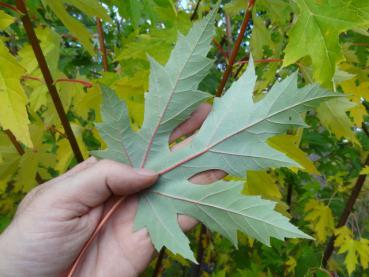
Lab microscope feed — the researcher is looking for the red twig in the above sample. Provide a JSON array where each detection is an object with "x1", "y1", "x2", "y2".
[
  {"x1": 22, "y1": 75, "x2": 93, "y2": 88},
  {"x1": 235, "y1": 58, "x2": 283, "y2": 65},
  {"x1": 233, "y1": 58, "x2": 282, "y2": 79},
  {"x1": 215, "y1": 0, "x2": 256, "y2": 97},
  {"x1": 5, "y1": 130, "x2": 25, "y2": 155},
  {"x1": 61, "y1": 33, "x2": 78, "y2": 41},
  {"x1": 67, "y1": 198, "x2": 125, "y2": 277},
  {"x1": 55, "y1": 78, "x2": 93, "y2": 88},
  {"x1": 212, "y1": 38, "x2": 228, "y2": 61},
  {"x1": 351, "y1": 42, "x2": 369, "y2": 47},
  {"x1": 0, "y1": 1, "x2": 20, "y2": 13},
  {"x1": 96, "y1": 17, "x2": 109, "y2": 72},
  {"x1": 16, "y1": 0, "x2": 84, "y2": 163},
  {"x1": 48, "y1": 125, "x2": 67, "y2": 138}
]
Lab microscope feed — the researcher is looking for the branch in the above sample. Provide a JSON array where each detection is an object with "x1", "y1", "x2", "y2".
[
  {"x1": 15, "y1": 0, "x2": 83, "y2": 163},
  {"x1": 215, "y1": 0, "x2": 256, "y2": 97},
  {"x1": 233, "y1": 57, "x2": 282, "y2": 79},
  {"x1": 322, "y1": 123, "x2": 369, "y2": 266},
  {"x1": 212, "y1": 38, "x2": 228, "y2": 61},
  {"x1": 351, "y1": 42, "x2": 369, "y2": 47},
  {"x1": 225, "y1": 15, "x2": 233, "y2": 56},
  {"x1": 55, "y1": 78, "x2": 93, "y2": 88},
  {"x1": 235, "y1": 58, "x2": 283, "y2": 65},
  {"x1": 96, "y1": 17, "x2": 109, "y2": 71},
  {"x1": 191, "y1": 224, "x2": 208, "y2": 277},
  {"x1": 152, "y1": 248, "x2": 166, "y2": 277},
  {"x1": 0, "y1": 1, "x2": 20, "y2": 13},
  {"x1": 190, "y1": 0, "x2": 202, "y2": 21},
  {"x1": 4, "y1": 130, "x2": 43, "y2": 184}
]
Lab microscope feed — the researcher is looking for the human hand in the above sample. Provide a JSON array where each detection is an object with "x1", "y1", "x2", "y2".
[{"x1": 0, "y1": 104, "x2": 225, "y2": 277}]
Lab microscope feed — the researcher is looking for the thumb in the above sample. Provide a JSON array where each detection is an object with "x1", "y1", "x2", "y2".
[{"x1": 48, "y1": 159, "x2": 158, "y2": 211}]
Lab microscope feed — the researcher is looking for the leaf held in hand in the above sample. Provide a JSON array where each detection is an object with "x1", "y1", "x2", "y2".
[{"x1": 94, "y1": 8, "x2": 341, "y2": 261}]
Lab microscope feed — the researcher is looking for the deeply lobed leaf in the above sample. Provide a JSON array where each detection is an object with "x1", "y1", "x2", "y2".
[{"x1": 94, "y1": 8, "x2": 341, "y2": 261}]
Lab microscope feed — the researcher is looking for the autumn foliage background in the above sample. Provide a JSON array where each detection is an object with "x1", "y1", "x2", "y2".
[{"x1": 0, "y1": 0, "x2": 369, "y2": 276}]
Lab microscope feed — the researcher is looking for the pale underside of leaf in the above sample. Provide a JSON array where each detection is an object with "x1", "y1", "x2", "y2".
[
  {"x1": 94, "y1": 7, "x2": 341, "y2": 262},
  {"x1": 134, "y1": 59, "x2": 339, "y2": 260}
]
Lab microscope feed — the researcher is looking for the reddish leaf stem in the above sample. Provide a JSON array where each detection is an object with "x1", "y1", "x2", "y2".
[
  {"x1": 322, "y1": 123, "x2": 369, "y2": 267},
  {"x1": 351, "y1": 42, "x2": 369, "y2": 47},
  {"x1": 235, "y1": 58, "x2": 283, "y2": 65},
  {"x1": 55, "y1": 78, "x2": 93, "y2": 88},
  {"x1": 212, "y1": 38, "x2": 229, "y2": 61},
  {"x1": 215, "y1": 0, "x2": 256, "y2": 97},
  {"x1": 96, "y1": 17, "x2": 109, "y2": 72},
  {"x1": 22, "y1": 75, "x2": 93, "y2": 88},
  {"x1": 0, "y1": 1, "x2": 20, "y2": 13},
  {"x1": 67, "y1": 197, "x2": 126, "y2": 277},
  {"x1": 16, "y1": 0, "x2": 84, "y2": 163}
]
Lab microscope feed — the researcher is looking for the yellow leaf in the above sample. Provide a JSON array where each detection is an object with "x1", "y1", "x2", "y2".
[
  {"x1": 245, "y1": 170, "x2": 282, "y2": 200},
  {"x1": 335, "y1": 226, "x2": 369, "y2": 274},
  {"x1": 360, "y1": 166, "x2": 369, "y2": 175},
  {"x1": 317, "y1": 98, "x2": 359, "y2": 145},
  {"x1": 334, "y1": 226, "x2": 353, "y2": 248},
  {"x1": 55, "y1": 124, "x2": 89, "y2": 174},
  {"x1": 19, "y1": 26, "x2": 61, "y2": 75},
  {"x1": 268, "y1": 132, "x2": 319, "y2": 175},
  {"x1": 55, "y1": 138, "x2": 74, "y2": 174},
  {"x1": 112, "y1": 70, "x2": 149, "y2": 127},
  {"x1": 340, "y1": 240, "x2": 358, "y2": 275},
  {"x1": 15, "y1": 123, "x2": 56, "y2": 192},
  {"x1": 285, "y1": 256, "x2": 297, "y2": 275},
  {"x1": 357, "y1": 239, "x2": 369, "y2": 270},
  {"x1": 304, "y1": 199, "x2": 334, "y2": 242},
  {"x1": 341, "y1": 78, "x2": 369, "y2": 126},
  {"x1": 0, "y1": 10, "x2": 14, "y2": 29},
  {"x1": 73, "y1": 85, "x2": 102, "y2": 120},
  {"x1": 29, "y1": 83, "x2": 48, "y2": 112},
  {"x1": 16, "y1": 149, "x2": 40, "y2": 192},
  {"x1": 0, "y1": 132, "x2": 20, "y2": 193},
  {"x1": 0, "y1": 43, "x2": 32, "y2": 147}
]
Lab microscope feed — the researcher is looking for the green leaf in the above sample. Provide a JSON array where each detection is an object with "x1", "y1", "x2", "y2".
[
  {"x1": 283, "y1": 0, "x2": 369, "y2": 86},
  {"x1": 225, "y1": 0, "x2": 291, "y2": 24},
  {"x1": 43, "y1": 0, "x2": 110, "y2": 55},
  {"x1": 63, "y1": 0, "x2": 111, "y2": 22},
  {"x1": 95, "y1": 9, "x2": 340, "y2": 261}
]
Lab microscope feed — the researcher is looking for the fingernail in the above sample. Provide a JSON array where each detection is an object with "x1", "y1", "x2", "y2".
[{"x1": 134, "y1": 168, "x2": 158, "y2": 176}]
